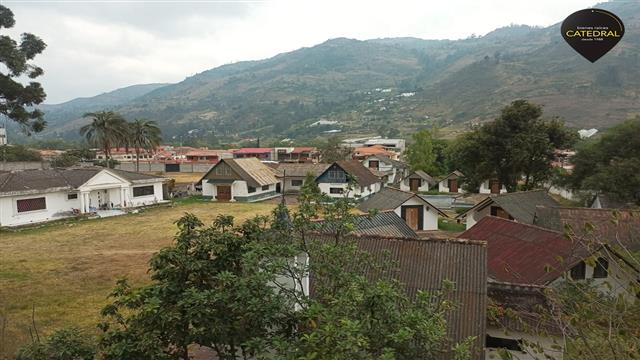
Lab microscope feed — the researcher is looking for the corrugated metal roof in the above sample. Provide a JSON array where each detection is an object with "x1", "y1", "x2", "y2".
[
  {"x1": 316, "y1": 210, "x2": 419, "y2": 239},
  {"x1": 534, "y1": 206, "x2": 640, "y2": 252},
  {"x1": 358, "y1": 187, "x2": 447, "y2": 217},
  {"x1": 459, "y1": 216, "x2": 592, "y2": 285},
  {"x1": 308, "y1": 234, "x2": 487, "y2": 359}
]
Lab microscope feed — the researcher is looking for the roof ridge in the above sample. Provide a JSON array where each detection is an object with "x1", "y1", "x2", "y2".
[
  {"x1": 474, "y1": 216, "x2": 565, "y2": 236},
  {"x1": 311, "y1": 231, "x2": 487, "y2": 246}
]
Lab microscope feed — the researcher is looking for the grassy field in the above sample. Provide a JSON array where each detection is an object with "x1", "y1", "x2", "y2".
[{"x1": 0, "y1": 200, "x2": 276, "y2": 357}]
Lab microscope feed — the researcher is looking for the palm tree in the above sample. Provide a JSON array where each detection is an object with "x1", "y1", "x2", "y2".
[
  {"x1": 79, "y1": 111, "x2": 128, "y2": 167},
  {"x1": 128, "y1": 118, "x2": 162, "y2": 172}
]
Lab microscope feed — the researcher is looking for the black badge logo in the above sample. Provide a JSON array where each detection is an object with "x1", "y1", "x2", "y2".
[{"x1": 561, "y1": 8, "x2": 624, "y2": 63}]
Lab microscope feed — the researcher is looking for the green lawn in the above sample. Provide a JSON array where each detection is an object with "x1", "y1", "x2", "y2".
[
  {"x1": 438, "y1": 218, "x2": 466, "y2": 232},
  {"x1": 0, "y1": 200, "x2": 277, "y2": 357}
]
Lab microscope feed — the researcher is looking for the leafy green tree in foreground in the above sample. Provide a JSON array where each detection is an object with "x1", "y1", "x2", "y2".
[
  {"x1": 15, "y1": 327, "x2": 95, "y2": 360},
  {"x1": 0, "y1": 5, "x2": 47, "y2": 133},
  {"x1": 448, "y1": 100, "x2": 576, "y2": 192},
  {"x1": 97, "y1": 177, "x2": 470, "y2": 360},
  {"x1": 568, "y1": 117, "x2": 640, "y2": 205}
]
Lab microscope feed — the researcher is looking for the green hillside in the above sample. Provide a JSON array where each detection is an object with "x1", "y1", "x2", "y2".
[{"x1": 40, "y1": 1, "x2": 639, "y2": 143}]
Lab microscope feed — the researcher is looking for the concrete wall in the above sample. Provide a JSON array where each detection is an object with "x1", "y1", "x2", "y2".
[
  {"x1": 203, "y1": 180, "x2": 277, "y2": 202},
  {"x1": 0, "y1": 191, "x2": 78, "y2": 227},
  {"x1": 0, "y1": 161, "x2": 50, "y2": 171},
  {"x1": 115, "y1": 162, "x2": 213, "y2": 173}
]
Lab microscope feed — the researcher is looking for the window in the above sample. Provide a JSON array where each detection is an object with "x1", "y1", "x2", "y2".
[
  {"x1": 67, "y1": 193, "x2": 78, "y2": 200},
  {"x1": 262, "y1": 185, "x2": 270, "y2": 191},
  {"x1": 368, "y1": 160, "x2": 379, "y2": 170},
  {"x1": 330, "y1": 187, "x2": 343, "y2": 194},
  {"x1": 291, "y1": 179, "x2": 303, "y2": 187},
  {"x1": 215, "y1": 165, "x2": 231, "y2": 176},
  {"x1": 17, "y1": 197, "x2": 46, "y2": 213},
  {"x1": 327, "y1": 169, "x2": 343, "y2": 181},
  {"x1": 248, "y1": 186, "x2": 256, "y2": 193},
  {"x1": 570, "y1": 261, "x2": 586, "y2": 280},
  {"x1": 133, "y1": 185, "x2": 155, "y2": 197},
  {"x1": 593, "y1": 257, "x2": 609, "y2": 278},
  {"x1": 486, "y1": 335, "x2": 524, "y2": 352}
]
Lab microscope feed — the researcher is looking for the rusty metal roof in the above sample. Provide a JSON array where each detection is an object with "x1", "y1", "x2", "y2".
[
  {"x1": 459, "y1": 216, "x2": 595, "y2": 285},
  {"x1": 308, "y1": 234, "x2": 487, "y2": 359}
]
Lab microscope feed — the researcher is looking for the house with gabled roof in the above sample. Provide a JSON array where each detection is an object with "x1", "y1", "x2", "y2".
[
  {"x1": 437, "y1": 170, "x2": 466, "y2": 193},
  {"x1": 0, "y1": 167, "x2": 166, "y2": 227},
  {"x1": 315, "y1": 160, "x2": 382, "y2": 199},
  {"x1": 274, "y1": 163, "x2": 330, "y2": 193},
  {"x1": 315, "y1": 210, "x2": 418, "y2": 239},
  {"x1": 399, "y1": 170, "x2": 437, "y2": 192},
  {"x1": 460, "y1": 216, "x2": 640, "y2": 299},
  {"x1": 361, "y1": 154, "x2": 409, "y2": 185},
  {"x1": 199, "y1": 158, "x2": 279, "y2": 202},
  {"x1": 479, "y1": 179, "x2": 508, "y2": 194},
  {"x1": 457, "y1": 190, "x2": 558, "y2": 230},
  {"x1": 358, "y1": 187, "x2": 447, "y2": 231}
]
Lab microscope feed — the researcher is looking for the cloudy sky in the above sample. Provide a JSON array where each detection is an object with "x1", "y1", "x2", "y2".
[{"x1": 4, "y1": 0, "x2": 598, "y2": 104}]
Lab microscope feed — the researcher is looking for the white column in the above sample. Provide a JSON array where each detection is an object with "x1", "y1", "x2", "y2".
[{"x1": 80, "y1": 192, "x2": 89, "y2": 213}]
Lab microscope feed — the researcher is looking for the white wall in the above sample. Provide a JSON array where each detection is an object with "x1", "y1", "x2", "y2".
[
  {"x1": 318, "y1": 182, "x2": 381, "y2": 199},
  {"x1": 128, "y1": 182, "x2": 164, "y2": 207},
  {"x1": 400, "y1": 177, "x2": 431, "y2": 192},
  {"x1": 392, "y1": 196, "x2": 439, "y2": 231},
  {"x1": 486, "y1": 327, "x2": 564, "y2": 360},
  {"x1": 479, "y1": 180, "x2": 507, "y2": 194},
  {"x1": 438, "y1": 179, "x2": 465, "y2": 193},
  {"x1": 0, "y1": 191, "x2": 80, "y2": 227},
  {"x1": 465, "y1": 205, "x2": 493, "y2": 230},
  {"x1": 362, "y1": 157, "x2": 400, "y2": 184},
  {"x1": 204, "y1": 180, "x2": 275, "y2": 202}
]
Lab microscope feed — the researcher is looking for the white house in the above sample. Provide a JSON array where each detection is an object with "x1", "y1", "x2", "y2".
[
  {"x1": 437, "y1": 170, "x2": 465, "y2": 193},
  {"x1": 0, "y1": 167, "x2": 166, "y2": 227},
  {"x1": 315, "y1": 160, "x2": 382, "y2": 199},
  {"x1": 358, "y1": 187, "x2": 447, "y2": 231},
  {"x1": 361, "y1": 155, "x2": 409, "y2": 185},
  {"x1": 274, "y1": 163, "x2": 330, "y2": 194},
  {"x1": 199, "y1": 158, "x2": 279, "y2": 202},
  {"x1": 399, "y1": 170, "x2": 436, "y2": 193},
  {"x1": 479, "y1": 179, "x2": 507, "y2": 194},
  {"x1": 457, "y1": 190, "x2": 558, "y2": 230}
]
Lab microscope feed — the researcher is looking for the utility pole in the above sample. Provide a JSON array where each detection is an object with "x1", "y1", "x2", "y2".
[{"x1": 281, "y1": 169, "x2": 286, "y2": 205}]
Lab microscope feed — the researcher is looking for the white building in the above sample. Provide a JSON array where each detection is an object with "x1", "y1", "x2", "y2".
[
  {"x1": 438, "y1": 170, "x2": 465, "y2": 193},
  {"x1": 361, "y1": 154, "x2": 409, "y2": 185},
  {"x1": 199, "y1": 158, "x2": 279, "y2": 202},
  {"x1": 479, "y1": 179, "x2": 507, "y2": 194},
  {"x1": 399, "y1": 170, "x2": 436, "y2": 193},
  {"x1": 0, "y1": 167, "x2": 166, "y2": 227},
  {"x1": 358, "y1": 187, "x2": 447, "y2": 231},
  {"x1": 315, "y1": 160, "x2": 382, "y2": 200}
]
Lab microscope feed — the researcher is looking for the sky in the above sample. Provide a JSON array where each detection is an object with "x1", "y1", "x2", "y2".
[{"x1": 3, "y1": 0, "x2": 600, "y2": 104}]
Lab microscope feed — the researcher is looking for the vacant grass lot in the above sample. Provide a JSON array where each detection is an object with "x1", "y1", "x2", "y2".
[{"x1": 0, "y1": 200, "x2": 276, "y2": 357}]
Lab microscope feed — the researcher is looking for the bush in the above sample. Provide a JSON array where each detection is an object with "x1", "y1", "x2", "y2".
[{"x1": 15, "y1": 328, "x2": 96, "y2": 360}]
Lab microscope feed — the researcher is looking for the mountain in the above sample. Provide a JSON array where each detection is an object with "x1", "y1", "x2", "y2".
[
  {"x1": 39, "y1": 83, "x2": 170, "y2": 128},
  {"x1": 41, "y1": 1, "x2": 639, "y2": 143}
]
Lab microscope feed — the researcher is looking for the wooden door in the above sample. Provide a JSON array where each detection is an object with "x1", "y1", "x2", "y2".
[
  {"x1": 490, "y1": 180, "x2": 500, "y2": 194},
  {"x1": 405, "y1": 207, "x2": 420, "y2": 230},
  {"x1": 409, "y1": 178, "x2": 421, "y2": 192},
  {"x1": 216, "y1": 185, "x2": 231, "y2": 201},
  {"x1": 449, "y1": 179, "x2": 458, "y2": 193}
]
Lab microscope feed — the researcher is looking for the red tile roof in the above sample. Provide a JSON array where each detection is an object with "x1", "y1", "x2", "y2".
[
  {"x1": 291, "y1": 147, "x2": 316, "y2": 153},
  {"x1": 233, "y1": 148, "x2": 273, "y2": 154},
  {"x1": 459, "y1": 216, "x2": 592, "y2": 285}
]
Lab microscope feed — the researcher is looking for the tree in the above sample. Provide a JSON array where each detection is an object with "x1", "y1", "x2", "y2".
[
  {"x1": 127, "y1": 119, "x2": 162, "y2": 172},
  {"x1": 568, "y1": 117, "x2": 640, "y2": 205},
  {"x1": 79, "y1": 111, "x2": 127, "y2": 167},
  {"x1": 319, "y1": 136, "x2": 351, "y2": 163},
  {"x1": 405, "y1": 130, "x2": 438, "y2": 175},
  {"x1": 0, "y1": 144, "x2": 41, "y2": 162},
  {"x1": 0, "y1": 5, "x2": 47, "y2": 134},
  {"x1": 15, "y1": 327, "x2": 96, "y2": 360},
  {"x1": 449, "y1": 100, "x2": 576, "y2": 192}
]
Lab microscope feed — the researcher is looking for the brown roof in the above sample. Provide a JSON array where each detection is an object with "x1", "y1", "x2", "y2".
[
  {"x1": 308, "y1": 234, "x2": 487, "y2": 359},
  {"x1": 334, "y1": 160, "x2": 380, "y2": 187},
  {"x1": 274, "y1": 163, "x2": 330, "y2": 178},
  {"x1": 534, "y1": 206, "x2": 640, "y2": 252},
  {"x1": 0, "y1": 167, "x2": 165, "y2": 195}
]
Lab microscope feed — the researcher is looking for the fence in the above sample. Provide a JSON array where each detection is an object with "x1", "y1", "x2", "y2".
[
  {"x1": 0, "y1": 161, "x2": 50, "y2": 171},
  {"x1": 115, "y1": 162, "x2": 213, "y2": 173}
]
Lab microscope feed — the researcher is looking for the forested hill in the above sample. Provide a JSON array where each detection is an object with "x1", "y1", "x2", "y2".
[{"x1": 40, "y1": 0, "x2": 639, "y2": 143}]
